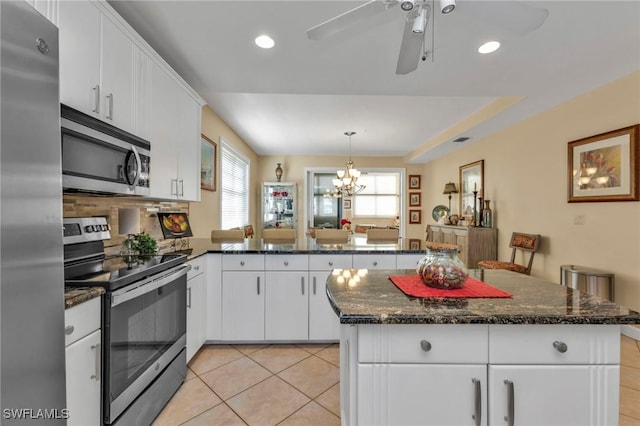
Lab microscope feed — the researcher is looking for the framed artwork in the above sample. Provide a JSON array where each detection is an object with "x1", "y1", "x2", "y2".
[
  {"x1": 409, "y1": 175, "x2": 421, "y2": 189},
  {"x1": 459, "y1": 160, "x2": 484, "y2": 218},
  {"x1": 409, "y1": 209, "x2": 422, "y2": 224},
  {"x1": 200, "y1": 135, "x2": 216, "y2": 191},
  {"x1": 158, "y1": 212, "x2": 193, "y2": 239},
  {"x1": 409, "y1": 192, "x2": 421, "y2": 207},
  {"x1": 568, "y1": 124, "x2": 639, "y2": 202},
  {"x1": 343, "y1": 199, "x2": 352, "y2": 209},
  {"x1": 409, "y1": 239, "x2": 421, "y2": 250}
]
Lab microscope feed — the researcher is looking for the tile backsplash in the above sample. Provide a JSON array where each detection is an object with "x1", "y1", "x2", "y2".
[{"x1": 63, "y1": 194, "x2": 189, "y2": 255}]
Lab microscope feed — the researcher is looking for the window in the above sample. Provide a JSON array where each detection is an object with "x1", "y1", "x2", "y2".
[
  {"x1": 220, "y1": 139, "x2": 249, "y2": 229},
  {"x1": 353, "y1": 173, "x2": 399, "y2": 218}
]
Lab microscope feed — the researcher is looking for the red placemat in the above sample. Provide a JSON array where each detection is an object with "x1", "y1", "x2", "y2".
[{"x1": 388, "y1": 275, "x2": 512, "y2": 298}]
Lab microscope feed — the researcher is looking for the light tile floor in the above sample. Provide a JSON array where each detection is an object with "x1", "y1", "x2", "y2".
[{"x1": 155, "y1": 337, "x2": 640, "y2": 426}]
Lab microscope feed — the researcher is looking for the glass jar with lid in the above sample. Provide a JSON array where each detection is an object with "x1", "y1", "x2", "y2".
[{"x1": 417, "y1": 242, "x2": 468, "y2": 289}]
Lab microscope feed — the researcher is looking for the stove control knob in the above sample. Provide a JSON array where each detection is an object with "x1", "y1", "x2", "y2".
[{"x1": 84, "y1": 225, "x2": 94, "y2": 233}]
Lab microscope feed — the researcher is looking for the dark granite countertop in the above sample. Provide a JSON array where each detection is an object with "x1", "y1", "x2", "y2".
[
  {"x1": 161, "y1": 236, "x2": 422, "y2": 259},
  {"x1": 326, "y1": 269, "x2": 640, "y2": 325},
  {"x1": 64, "y1": 286, "x2": 105, "y2": 309}
]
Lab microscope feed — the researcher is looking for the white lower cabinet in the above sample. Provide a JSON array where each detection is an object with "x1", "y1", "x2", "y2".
[
  {"x1": 265, "y1": 271, "x2": 309, "y2": 340},
  {"x1": 65, "y1": 297, "x2": 101, "y2": 426},
  {"x1": 309, "y1": 254, "x2": 352, "y2": 341},
  {"x1": 222, "y1": 270, "x2": 265, "y2": 341},
  {"x1": 186, "y1": 257, "x2": 206, "y2": 362}
]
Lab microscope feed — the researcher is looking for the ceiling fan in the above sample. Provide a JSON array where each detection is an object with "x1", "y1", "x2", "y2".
[{"x1": 306, "y1": 0, "x2": 549, "y2": 75}]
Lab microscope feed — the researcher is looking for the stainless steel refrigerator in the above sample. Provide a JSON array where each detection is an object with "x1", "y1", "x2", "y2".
[{"x1": 1, "y1": 2, "x2": 66, "y2": 424}]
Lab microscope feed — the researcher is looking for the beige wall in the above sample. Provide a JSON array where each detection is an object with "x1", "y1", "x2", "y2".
[{"x1": 422, "y1": 71, "x2": 640, "y2": 311}]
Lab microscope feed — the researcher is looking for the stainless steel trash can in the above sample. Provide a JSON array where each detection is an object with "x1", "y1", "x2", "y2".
[{"x1": 560, "y1": 265, "x2": 615, "y2": 301}]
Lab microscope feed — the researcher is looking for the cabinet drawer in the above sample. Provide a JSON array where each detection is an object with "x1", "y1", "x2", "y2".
[
  {"x1": 396, "y1": 253, "x2": 424, "y2": 269},
  {"x1": 65, "y1": 297, "x2": 101, "y2": 347},
  {"x1": 309, "y1": 254, "x2": 352, "y2": 270},
  {"x1": 187, "y1": 256, "x2": 205, "y2": 280},
  {"x1": 352, "y1": 254, "x2": 396, "y2": 269},
  {"x1": 222, "y1": 254, "x2": 264, "y2": 270},
  {"x1": 265, "y1": 254, "x2": 308, "y2": 270},
  {"x1": 489, "y1": 324, "x2": 620, "y2": 365},
  {"x1": 358, "y1": 324, "x2": 488, "y2": 364}
]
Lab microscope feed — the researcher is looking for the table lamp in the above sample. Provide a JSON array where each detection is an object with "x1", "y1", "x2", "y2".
[{"x1": 442, "y1": 182, "x2": 458, "y2": 213}]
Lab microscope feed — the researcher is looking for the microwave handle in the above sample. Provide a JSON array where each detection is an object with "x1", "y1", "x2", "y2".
[{"x1": 124, "y1": 146, "x2": 142, "y2": 188}]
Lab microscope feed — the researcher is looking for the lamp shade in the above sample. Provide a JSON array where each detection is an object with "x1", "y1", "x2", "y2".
[
  {"x1": 443, "y1": 182, "x2": 458, "y2": 195},
  {"x1": 118, "y1": 208, "x2": 140, "y2": 235}
]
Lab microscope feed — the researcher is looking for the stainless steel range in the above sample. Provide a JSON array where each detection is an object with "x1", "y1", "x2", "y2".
[{"x1": 63, "y1": 217, "x2": 189, "y2": 425}]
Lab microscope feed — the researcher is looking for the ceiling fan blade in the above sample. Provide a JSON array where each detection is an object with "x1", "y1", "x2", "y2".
[
  {"x1": 396, "y1": 7, "x2": 429, "y2": 75},
  {"x1": 463, "y1": 1, "x2": 549, "y2": 34},
  {"x1": 307, "y1": 0, "x2": 394, "y2": 40}
]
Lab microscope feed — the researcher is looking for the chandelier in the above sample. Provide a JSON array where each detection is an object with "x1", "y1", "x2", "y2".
[{"x1": 333, "y1": 131, "x2": 366, "y2": 196}]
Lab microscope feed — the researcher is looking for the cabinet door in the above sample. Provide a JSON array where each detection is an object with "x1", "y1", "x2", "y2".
[
  {"x1": 396, "y1": 253, "x2": 424, "y2": 270},
  {"x1": 222, "y1": 271, "x2": 265, "y2": 341},
  {"x1": 309, "y1": 271, "x2": 340, "y2": 341},
  {"x1": 489, "y1": 365, "x2": 619, "y2": 426},
  {"x1": 58, "y1": 1, "x2": 101, "y2": 118},
  {"x1": 186, "y1": 272, "x2": 205, "y2": 362},
  {"x1": 150, "y1": 63, "x2": 179, "y2": 199},
  {"x1": 352, "y1": 254, "x2": 396, "y2": 270},
  {"x1": 176, "y1": 88, "x2": 201, "y2": 201},
  {"x1": 66, "y1": 330, "x2": 101, "y2": 426},
  {"x1": 100, "y1": 14, "x2": 133, "y2": 133},
  {"x1": 358, "y1": 364, "x2": 487, "y2": 426},
  {"x1": 265, "y1": 271, "x2": 309, "y2": 340}
]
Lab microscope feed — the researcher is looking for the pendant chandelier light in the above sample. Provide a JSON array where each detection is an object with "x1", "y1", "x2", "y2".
[{"x1": 333, "y1": 131, "x2": 366, "y2": 196}]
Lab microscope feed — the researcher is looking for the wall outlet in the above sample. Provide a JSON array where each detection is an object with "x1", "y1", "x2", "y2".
[{"x1": 574, "y1": 215, "x2": 585, "y2": 225}]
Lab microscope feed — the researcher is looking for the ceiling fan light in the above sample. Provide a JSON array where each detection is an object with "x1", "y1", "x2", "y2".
[
  {"x1": 400, "y1": 0, "x2": 415, "y2": 11},
  {"x1": 254, "y1": 35, "x2": 275, "y2": 49},
  {"x1": 440, "y1": 0, "x2": 455, "y2": 14},
  {"x1": 478, "y1": 40, "x2": 501, "y2": 54}
]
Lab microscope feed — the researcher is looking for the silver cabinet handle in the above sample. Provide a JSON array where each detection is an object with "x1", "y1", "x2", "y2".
[
  {"x1": 553, "y1": 341, "x2": 568, "y2": 353},
  {"x1": 92, "y1": 85, "x2": 100, "y2": 113},
  {"x1": 301, "y1": 277, "x2": 305, "y2": 295},
  {"x1": 64, "y1": 325, "x2": 74, "y2": 335},
  {"x1": 328, "y1": 261, "x2": 333, "y2": 267},
  {"x1": 178, "y1": 179, "x2": 184, "y2": 197},
  {"x1": 420, "y1": 340, "x2": 432, "y2": 352},
  {"x1": 240, "y1": 260, "x2": 245, "y2": 266},
  {"x1": 194, "y1": 265, "x2": 200, "y2": 271},
  {"x1": 187, "y1": 287, "x2": 192, "y2": 308},
  {"x1": 284, "y1": 261, "x2": 289, "y2": 266},
  {"x1": 472, "y1": 378, "x2": 481, "y2": 426},
  {"x1": 373, "y1": 261, "x2": 378, "y2": 266},
  {"x1": 257, "y1": 276, "x2": 260, "y2": 295},
  {"x1": 90, "y1": 343, "x2": 101, "y2": 381},
  {"x1": 171, "y1": 178, "x2": 178, "y2": 196},
  {"x1": 106, "y1": 93, "x2": 113, "y2": 120},
  {"x1": 313, "y1": 277, "x2": 317, "y2": 295},
  {"x1": 504, "y1": 380, "x2": 514, "y2": 426}
]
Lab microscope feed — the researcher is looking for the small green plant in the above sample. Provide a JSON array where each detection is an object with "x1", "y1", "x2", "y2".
[{"x1": 131, "y1": 232, "x2": 158, "y2": 255}]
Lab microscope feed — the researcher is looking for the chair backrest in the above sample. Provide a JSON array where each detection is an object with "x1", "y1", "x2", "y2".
[
  {"x1": 366, "y1": 228, "x2": 399, "y2": 242},
  {"x1": 263, "y1": 228, "x2": 295, "y2": 242},
  {"x1": 210, "y1": 229, "x2": 245, "y2": 242},
  {"x1": 508, "y1": 232, "x2": 541, "y2": 273},
  {"x1": 315, "y1": 229, "x2": 349, "y2": 243}
]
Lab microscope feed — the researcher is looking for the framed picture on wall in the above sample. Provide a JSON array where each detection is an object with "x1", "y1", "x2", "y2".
[
  {"x1": 568, "y1": 124, "x2": 639, "y2": 202},
  {"x1": 201, "y1": 134, "x2": 216, "y2": 191},
  {"x1": 409, "y1": 209, "x2": 422, "y2": 224},
  {"x1": 409, "y1": 192, "x2": 421, "y2": 207},
  {"x1": 409, "y1": 175, "x2": 421, "y2": 189},
  {"x1": 409, "y1": 239, "x2": 421, "y2": 250},
  {"x1": 459, "y1": 160, "x2": 484, "y2": 218}
]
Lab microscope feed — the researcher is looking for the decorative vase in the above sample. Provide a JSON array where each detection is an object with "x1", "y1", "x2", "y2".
[
  {"x1": 482, "y1": 200, "x2": 492, "y2": 228},
  {"x1": 417, "y1": 242, "x2": 468, "y2": 289},
  {"x1": 275, "y1": 163, "x2": 283, "y2": 182}
]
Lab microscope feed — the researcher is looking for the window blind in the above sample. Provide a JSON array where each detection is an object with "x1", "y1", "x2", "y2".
[
  {"x1": 220, "y1": 141, "x2": 249, "y2": 229},
  {"x1": 353, "y1": 173, "x2": 399, "y2": 217}
]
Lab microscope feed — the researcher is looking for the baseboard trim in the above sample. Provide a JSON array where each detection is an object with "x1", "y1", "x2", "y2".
[{"x1": 621, "y1": 324, "x2": 640, "y2": 340}]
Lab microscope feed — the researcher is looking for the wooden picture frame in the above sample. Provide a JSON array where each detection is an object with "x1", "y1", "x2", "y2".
[
  {"x1": 200, "y1": 134, "x2": 217, "y2": 191},
  {"x1": 409, "y1": 209, "x2": 422, "y2": 224},
  {"x1": 408, "y1": 175, "x2": 421, "y2": 189},
  {"x1": 409, "y1": 192, "x2": 421, "y2": 207},
  {"x1": 459, "y1": 160, "x2": 484, "y2": 218},
  {"x1": 568, "y1": 124, "x2": 639, "y2": 202},
  {"x1": 343, "y1": 199, "x2": 352, "y2": 209},
  {"x1": 409, "y1": 239, "x2": 421, "y2": 250}
]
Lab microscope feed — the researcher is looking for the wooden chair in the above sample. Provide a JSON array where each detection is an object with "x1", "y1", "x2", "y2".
[
  {"x1": 263, "y1": 228, "x2": 295, "y2": 243},
  {"x1": 477, "y1": 232, "x2": 541, "y2": 275},
  {"x1": 210, "y1": 229, "x2": 245, "y2": 242},
  {"x1": 314, "y1": 229, "x2": 349, "y2": 243},
  {"x1": 366, "y1": 228, "x2": 399, "y2": 243}
]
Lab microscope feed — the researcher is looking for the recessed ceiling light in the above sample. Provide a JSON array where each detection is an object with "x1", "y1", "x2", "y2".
[
  {"x1": 255, "y1": 35, "x2": 275, "y2": 49},
  {"x1": 478, "y1": 41, "x2": 500, "y2": 54}
]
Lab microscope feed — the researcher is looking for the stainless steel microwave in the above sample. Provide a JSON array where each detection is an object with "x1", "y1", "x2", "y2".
[{"x1": 61, "y1": 104, "x2": 150, "y2": 196}]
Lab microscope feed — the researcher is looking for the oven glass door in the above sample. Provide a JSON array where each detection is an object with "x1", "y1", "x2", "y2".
[{"x1": 106, "y1": 268, "x2": 186, "y2": 422}]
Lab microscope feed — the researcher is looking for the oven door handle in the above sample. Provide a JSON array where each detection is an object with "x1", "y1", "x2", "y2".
[{"x1": 111, "y1": 264, "x2": 191, "y2": 307}]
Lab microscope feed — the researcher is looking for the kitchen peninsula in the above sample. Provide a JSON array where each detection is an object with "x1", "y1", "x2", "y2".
[{"x1": 327, "y1": 269, "x2": 640, "y2": 426}]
